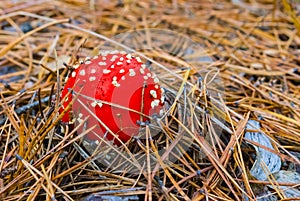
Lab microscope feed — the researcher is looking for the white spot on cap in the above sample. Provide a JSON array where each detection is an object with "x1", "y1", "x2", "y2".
[
  {"x1": 100, "y1": 50, "x2": 110, "y2": 56},
  {"x1": 126, "y1": 54, "x2": 132, "y2": 59},
  {"x1": 126, "y1": 60, "x2": 131, "y2": 63},
  {"x1": 71, "y1": 71, "x2": 76, "y2": 78},
  {"x1": 91, "y1": 101, "x2": 103, "y2": 108},
  {"x1": 139, "y1": 68, "x2": 145, "y2": 74},
  {"x1": 73, "y1": 63, "x2": 80, "y2": 69},
  {"x1": 119, "y1": 69, "x2": 125, "y2": 73},
  {"x1": 155, "y1": 85, "x2": 159, "y2": 89},
  {"x1": 111, "y1": 65, "x2": 115, "y2": 69},
  {"x1": 91, "y1": 101, "x2": 97, "y2": 107},
  {"x1": 103, "y1": 69, "x2": 111, "y2": 74},
  {"x1": 79, "y1": 69, "x2": 86, "y2": 76},
  {"x1": 85, "y1": 60, "x2": 92, "y2": 65},
  {"x1": 121, "y1": 76, "x2": 125, "y2": 80},
  {"x1": 113, "y1": 76, "x2": 117, "y2": 81},
  {"x1": 154, "y1": 77, "x2": 159, "y2": 83},
  {"x1": 112, "y1": 80, "x2": 120, "y2": 87},
  {"x1": 98, "y1": 61, "x2": 107, "y2": 66},
  {"x1": 77, "y1": 117, "x2": 84, "y2": 124},
  {"x1": 102, "y1": 56, "x2": 106, "y2": 60},
  {"x1": 159, "y1": 109, "x2": 164, "y2": 116},
  {"x1": 93, "y1": 55, "x2": 98, "y2": 59},
  {"x1": 147, "y1": 73, "x2": 152, "y2": 77},
  {"x1": 119, "y1": 57, "x2": 124, "y2": 61},
  {"x1": 89, "y1": 76, "x2": 96, "y2": 81},
  {"x1": 143, "y1": 75, "x2": 148, "y2": 80},
  {"x1": 129, "y1": 69, "x2": 136, "y2": 76},
  {"x1": 111, "y1": 55, "x2": 118, "y2": 62},
  {"x1": 117, "y1": 61, "x2": 123, "y2": 66},
  {"x1": 91, "y1": 69, "x2": 96, "y2": 74},
  {"x1": 151, "y1": 99, "x2": 160, "y2": 109},
  {"x1": 150, "y1": 90, "x2": 157, "y2": 98},
  {"x1": 136, "y1": 57, "x2": 142, "y2": 63},
  {"x1": 97, "y1": 102, "x2": 103, "y2": 107},
  {"x1": 160, "y1": 95, "x2": 165, "y2": 104},
  {"x1": 141, "y1": 64, "x2": 146, "y2": 69},
  {"x1": 85, "y1": 57, "x2": 91, "y2": 61}
]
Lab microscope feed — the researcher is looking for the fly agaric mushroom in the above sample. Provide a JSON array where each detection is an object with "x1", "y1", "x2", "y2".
[{"x1": 60, "y1": 51, "x2": 164, "y2": 145}]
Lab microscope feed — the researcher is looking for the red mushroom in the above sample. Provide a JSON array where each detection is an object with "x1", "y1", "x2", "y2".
[{"x1": 60, "y1": 51, "x2": 164, "y2": 145}]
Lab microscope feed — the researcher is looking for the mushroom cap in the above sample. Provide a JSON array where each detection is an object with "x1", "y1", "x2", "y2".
[{"x1": 60, "y1": 52, "x2": 164, "y2": 145}]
